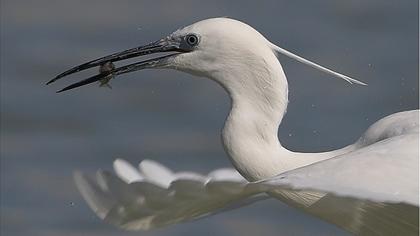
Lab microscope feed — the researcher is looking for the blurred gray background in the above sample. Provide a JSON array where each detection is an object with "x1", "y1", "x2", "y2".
[{"x1": 1, "y1": 0, "x2": 418, "y2": 235}]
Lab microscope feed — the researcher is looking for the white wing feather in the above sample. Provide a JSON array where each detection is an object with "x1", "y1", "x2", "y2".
[
  {"x1": 261, "y1": 134, "x2": 418, "y2": 205},
  {"x1": 75, "y1": 110, "x2": 419, "y2": 234},
  {"x1": 257, "y1": 132, "x2": 419, "y2": 235},
  {"x1": 74, "y1": 159, "x2": 267, "y2": 230},
  {"x1": 256, "y1": 110, "x2": 419, "y2": 235}
]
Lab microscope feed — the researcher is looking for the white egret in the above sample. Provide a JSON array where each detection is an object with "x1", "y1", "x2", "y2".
[{"x1": 49, "y1": 18, "x2": 419, "y2": 235}]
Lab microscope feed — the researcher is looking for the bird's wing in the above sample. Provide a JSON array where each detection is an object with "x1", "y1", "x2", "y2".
[
  {"x1": 258, "y1": 132, "x2": 419, "y2": 235},
  {"x1": 354, "y1": 110, "x2": 419, "y2": 149},
  {"x1": 74, "y1": 159, "x2": 267, "y2": 230},
  {"x1": 75, "y1": 111, "x2": 419, "y2": 234}
]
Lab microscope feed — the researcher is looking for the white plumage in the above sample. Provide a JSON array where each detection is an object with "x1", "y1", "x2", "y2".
[
  {"x1": 75, "y1": 110, "x2": 418, "y2": 234},
  {"x1": 52, "y1": 18, "x2": 419, "y2": 235}
]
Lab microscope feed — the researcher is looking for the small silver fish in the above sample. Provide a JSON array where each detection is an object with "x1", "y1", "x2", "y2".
[{"x1": 99, "y1": 61, "x2": 115, "y2": 89}]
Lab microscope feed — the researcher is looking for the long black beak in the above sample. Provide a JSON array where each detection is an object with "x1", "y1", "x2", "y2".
[{"x1": 47, "y1": 38, "x2": 184, "y2": 93}]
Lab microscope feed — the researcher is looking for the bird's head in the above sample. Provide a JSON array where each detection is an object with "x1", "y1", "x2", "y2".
[
  {"x1": 167, "y1": 18, "x2": 275, "y2": 77},
  {"x1": 48, "y1": 18, "x2": 365, "y2": 92}
]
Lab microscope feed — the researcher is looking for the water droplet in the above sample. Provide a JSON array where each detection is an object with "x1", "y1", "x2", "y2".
[
  {"x1": 135, "y1": 197, "x2": 145, "y2": 205},
  {"x1": 118, "y1": 206, "x2": 126, "y2": 215}
]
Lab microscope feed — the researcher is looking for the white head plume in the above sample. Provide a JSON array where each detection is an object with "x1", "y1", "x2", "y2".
[{"x1": 268, "y1": 42, "x2": 367, "y2": 85}]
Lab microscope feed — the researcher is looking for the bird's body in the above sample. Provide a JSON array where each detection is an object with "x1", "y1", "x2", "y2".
[{"x1": 50, "y1": 18, "x2": 419, "y2": 235}]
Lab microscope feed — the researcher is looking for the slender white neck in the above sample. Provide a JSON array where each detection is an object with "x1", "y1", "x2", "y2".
[{"x1": 217, "y1": 49, "x2": 353, "y2": 181}]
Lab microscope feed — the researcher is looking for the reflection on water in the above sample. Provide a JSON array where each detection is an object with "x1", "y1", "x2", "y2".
[{"x1": 1, "y1": 0, "x2": 418, "y2": 235}]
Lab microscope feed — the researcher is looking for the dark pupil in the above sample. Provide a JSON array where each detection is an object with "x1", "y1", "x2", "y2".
[{"x1": 187, "y1": 35, "x2": 197, "y2": 45}]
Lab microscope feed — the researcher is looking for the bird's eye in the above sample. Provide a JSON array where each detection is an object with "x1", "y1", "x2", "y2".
[{"x1": 185, "y1": 34, "x2": 199, "y2": 46}]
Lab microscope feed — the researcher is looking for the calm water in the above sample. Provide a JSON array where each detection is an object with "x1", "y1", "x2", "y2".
[{"x1": 1, "y1": 1, "x2": 418, "y2": 235}]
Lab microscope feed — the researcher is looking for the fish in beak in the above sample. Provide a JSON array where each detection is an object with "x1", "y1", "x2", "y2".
[{"x1": 47, "y1": 36, "x2": 193, "y2": 93}]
